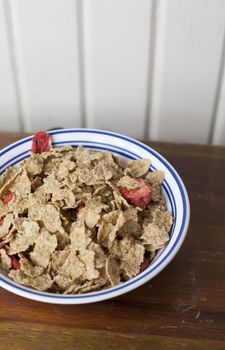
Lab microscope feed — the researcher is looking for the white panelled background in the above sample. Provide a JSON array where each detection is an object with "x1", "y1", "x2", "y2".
[{"x1": 0, "y1": 0, "x2": 225, "y2": 145}]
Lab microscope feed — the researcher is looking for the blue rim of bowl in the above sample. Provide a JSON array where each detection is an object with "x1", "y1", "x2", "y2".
[{"x1": 0, "y1": 129, "x2": 190, "y2": 300}]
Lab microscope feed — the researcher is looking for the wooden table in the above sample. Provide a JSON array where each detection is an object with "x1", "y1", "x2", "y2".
[{"x1": 0, "y1": 132, "x2": 224, "y2": 350}]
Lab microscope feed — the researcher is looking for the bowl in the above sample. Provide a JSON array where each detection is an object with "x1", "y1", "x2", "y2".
[{"x1": 0, "y1": 129, "x2": 190, "y2": 304}]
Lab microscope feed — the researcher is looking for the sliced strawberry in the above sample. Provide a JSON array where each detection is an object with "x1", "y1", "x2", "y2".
[
  {"x1": 3, "y1": 192, "x2": 15, "y2": 205},
  {"x1": 121, "y1": 179, "x2": 152, "y2": 207},
  {"x1": 139, "y1": 258, "x2": 150, "y2": 273},
  {"x1": 11, "y1": 255, "x2": 20, "y2": 270},
  {"x1": 77, "y1": 202, "x2": 85, "y2": 214},
  {"x1": 31, "y1": 131, "x2": 52, "y2": 153}
]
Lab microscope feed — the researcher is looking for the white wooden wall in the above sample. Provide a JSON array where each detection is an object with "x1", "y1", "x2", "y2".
[{"x1": 0, "y1": 0, "x2": 225, "y2": 145}]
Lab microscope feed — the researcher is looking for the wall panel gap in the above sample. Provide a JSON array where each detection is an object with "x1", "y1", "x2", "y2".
[
  {"x1": 3, "y1": 0, "x2": 29, "y2": 131},
  {"x1": 77, "y1": 0, "x2": 87, "y2": 128},
  {"x1": 210, "y1": 29, "x2": 225, "y2": 145},
  {"x1": 145, "y1": 0, "x2": 159, "y2": 140}
]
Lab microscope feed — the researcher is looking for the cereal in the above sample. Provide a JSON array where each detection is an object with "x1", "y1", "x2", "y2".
[
  {"x1": 70, "y1": 221, "x2": 91, "y2": 251},
  {"x1": 82, "y1": 198, "x2": 108, "y2": 229},
  {"x1": 106, "y1": 255, "x2": 120, "y2": 286},
  {"x1": 9, "y1": 269, "x2": 53, "y2": 291},
  {"x1": 78, "y1": 250, "x2": 99, "y2": 280},
  {"x1": 0, "y1": 131, "x2": 173, "y2": 294},
  {"x1": 97, "y1": 210, "x2": 125, "y2": 247},
  {"x1": 119, "y1": 235, "x2": 145, "y2": 278},
  {"x1": 0, "y1": 248, "x2": 11, "y2": 272},
  {"x1": 25, "y1": 154, "x2": 44, "y2": 176},
  {"x1": 0, "y1": 168, "x2": 22, "y2": 199},
  {"x1": 30, "y1": 229, "x2": 57, "y2": 268},
  {"x1": 56, "y1": 250, "x2": 85, "y2": 280},
  {"x1": 118, "y1": 207, "x2": 142, "y2": 238},
  {"x1": 0, "y1": 213, "x2": 14, "y2": 239},
  {"x1": 8, "y1": 220, "x2": 40, "y2": 255},
  {"x1": 117, "y1": 175, "x2": 139, "y2": 189},
  {"x1": 19, "y1": 254, "x2": 44, "y2": 277},
  {"x1": 88, "y1": 242, "x2": 107, "y2": 269},
  {"x1": 141, "y1": 221, "x2": 170, "y2": 251},
  {"x1": 124, "y1": 159, "x2": 151, "y2": 178},
  {"x1": 29, "y1": 201, "x2": 64, "y2": 234}
]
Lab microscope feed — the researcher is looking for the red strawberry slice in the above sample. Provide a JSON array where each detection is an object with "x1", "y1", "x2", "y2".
[
  {"x1": 121, "y1": 179, "x2": 152, "y2": 207},
  {"x1": 3, "y1": 193, "x2": 15, "y2": 205},
  {"x1": 139, "y1": 258, "x2": 150, "y2": 273},
  {"x1": 11, "y1": 256, "x2": 20, "y2": 270},
  {"x1": 77, "y1": 202, "x2": 85, "y2": 214},
  {"x1": 31, "y1": 131, "x2": 52, "y2": 153}
]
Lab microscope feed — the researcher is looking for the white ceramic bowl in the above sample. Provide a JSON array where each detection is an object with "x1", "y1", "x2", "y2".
[{"x1": 0, "y1": 129, "x2": 190, "y2": 304}]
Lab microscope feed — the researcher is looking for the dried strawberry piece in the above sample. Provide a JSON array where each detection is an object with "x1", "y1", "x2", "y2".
[
  {"x1": 77, "y1": 202, "x2": 85, "y2": 214},
  {"x1": 11, "y1": 256, "x2": 20, "y2": 270},
  {"x1": 121, "y1": 179, "x2": 152, "y2": 207},
  {"x1": 3, "y1": 193, "x2": 15, "y2": 205},
  {"x1": 31, "y1": 131, "x2": 52, "y2": 154},
  {"x1": 139, "y1": 258, "x2": 150, "y2": 273},
  {"x1": 0, "y1": 218, "x2": 4, "y2": 226}
]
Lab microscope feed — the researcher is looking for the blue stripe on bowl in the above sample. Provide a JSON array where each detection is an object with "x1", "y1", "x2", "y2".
[
  {"x1": 0, "y1": 130, "x2": 187, "y2": 300},
  {"x1": 0, "y1": 140, "x2": 140, "y2": 173}
]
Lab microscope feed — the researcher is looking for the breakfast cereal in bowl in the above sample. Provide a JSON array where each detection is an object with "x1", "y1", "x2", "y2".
[
  {"x1": 0, "y1": 131, "x2": 172, "y2": 294},
  {"x1": 0, "y1": 129, "x2": 189, "y2": 303}
]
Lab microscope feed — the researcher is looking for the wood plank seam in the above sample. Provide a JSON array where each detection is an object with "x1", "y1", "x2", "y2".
[
  {"x1": 144, "y1": 0, "x2": 158, "y2": 140},
  {"x1": 210, "y1": 28, "x2": 225, "y2": 145},
  {"x1": 3, "y1": 0, "x2": 30, "y2": 132},
  {"x1": 147, "y1": 0, "x2": 167, "y2": 141},
  {"x1": 77, "y1": 0, "x2": 87, "y2": 129},
  {"x1": 80, "y1": 0, "x2": 93, "y2": 129}
]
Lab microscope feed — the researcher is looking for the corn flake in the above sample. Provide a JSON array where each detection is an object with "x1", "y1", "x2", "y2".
[
  {"x1": 125, "y1": 159, "x2": 151, "y2": 178},
  {"x1": 57, "y1": 250, "x2": 85, "y2": 280},
  {"x1": 78, "y1": 249, "x2": 99, "y2": 280},
  {"x1": 30, "y1": 229, "x2": 57, "y2": 268},
  {"x1": 106, "y1": 255, "x2": 120, "y2": 286},
  {"x1": 25, "y1": 155, "x2": 44, "y2": 177},
  {"x1": 119, "y1": 236, "x2": 145, "y2": 278},
  {"x1": 10, "y1": 170, "x2": 31, "y2": 198},
  {"x1": 145, "y1": 170, "x2": 165, "y2": 185},
  {"x1": 0, "y1": 248, "x2": 11, "y2": 272},
  {"x1": 97, "y1": 210, "x2": 125, "y2": 247},
  {"x1": 8, "y1": 220, "x2": 40, "y2": 255},
  {"x1": 82, "y1": 198, "x2": 108, "y2": 229},
  {"x1": 19, "y1": 254, "x2": 44, "y2": 277},
  {"x1": 0, "y1": 213, "x2": 14, "y2": 239},
  {"x1": 9, "y1": 269, "x2": 53, "y2": 291},
  {"x1": 29, "y1": 202, "x2": 64, "y2": 234},
  {"x1": 117, "y1": 176, "x2": 139, "y2": 189},
  {"x1": 141, "y1": 221, "x2": 169, "y2": 251},
  {"x1": 70, "y1": 221, "x2": 91, "y2": 251}
]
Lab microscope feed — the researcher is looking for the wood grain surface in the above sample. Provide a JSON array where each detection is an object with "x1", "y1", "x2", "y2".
[{"x1": 0, "y1": 132, "x2": 224, "y2": 350}]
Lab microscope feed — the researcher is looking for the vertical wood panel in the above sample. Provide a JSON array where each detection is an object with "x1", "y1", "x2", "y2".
[
  {"x1": 148, "y1": 0, "x2": 225, "y2": 144},
  {"x1": 11, "y1": 0, "x2": 81, "y2": 132},
  {"x1": 0, "y1": 0, "x2": 20, "y2": 131},
  {"x1": 212, "y1": 36, "x2": 225, "y2": 146},
  {"x1": 83, "y1": 0, "x2": 151, "y2": 138}
]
